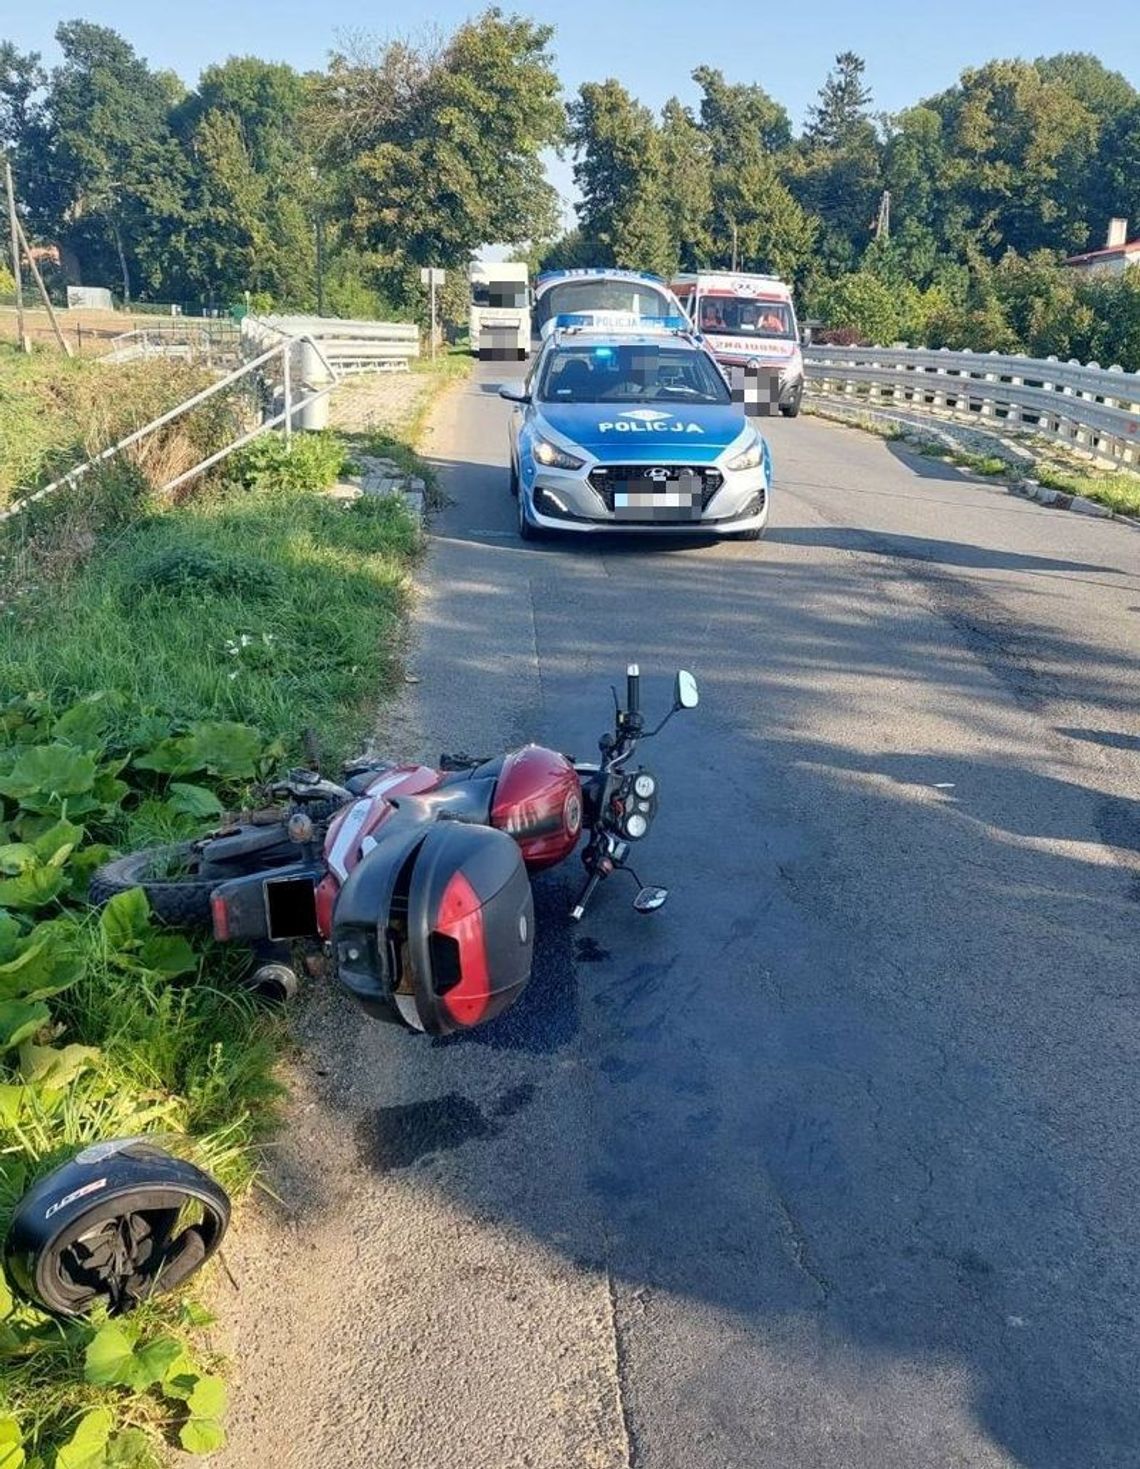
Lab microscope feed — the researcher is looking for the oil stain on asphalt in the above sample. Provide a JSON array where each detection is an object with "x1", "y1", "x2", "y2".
[{"x1": 359, "y1": 1082, "x2": 538, "y2": 1171}]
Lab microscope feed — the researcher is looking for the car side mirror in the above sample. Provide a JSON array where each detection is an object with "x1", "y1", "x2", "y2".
[
  {"x1": 499, "y1": 382, "x2": 530, "y2": 403},
  {"x1": 799, "y1": 327, "x2": 813, "y2": 347},
  {"x1": 675, "y1": 670, "x2": 699, "y2": 709}
]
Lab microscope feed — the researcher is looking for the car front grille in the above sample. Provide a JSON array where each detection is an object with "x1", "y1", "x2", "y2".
[{"x1": 588, "y1": 465, "x2": 725, "y2": 513}]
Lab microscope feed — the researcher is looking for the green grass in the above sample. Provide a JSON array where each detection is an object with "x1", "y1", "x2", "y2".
[
  {"x1": 0, "y1": 346, "x2": 236, "y2": 511},
  {"x1": 1, "y1": 456, "x2": 420, "y2": 759},
  {"x1": 0, "y1": 419, "x2": 429, "y2": 1462},
  {"x1": 1034, "y1": 464, "x2": 1140, "y2": 516}
]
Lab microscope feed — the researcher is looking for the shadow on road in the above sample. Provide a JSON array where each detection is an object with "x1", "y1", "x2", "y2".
[{"x1": 274, "y1": 420, "x2": 1140, "y2": 1469}]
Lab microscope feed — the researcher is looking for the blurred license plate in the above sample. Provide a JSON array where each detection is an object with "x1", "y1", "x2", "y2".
[{"x1": 613, "y1": 471, "x2": 701, "y2": 520}]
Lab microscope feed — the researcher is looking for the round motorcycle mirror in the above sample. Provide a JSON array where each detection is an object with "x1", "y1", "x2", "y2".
[{"x1": 675, "y1": 670, "x2": 699, "y2": 709}]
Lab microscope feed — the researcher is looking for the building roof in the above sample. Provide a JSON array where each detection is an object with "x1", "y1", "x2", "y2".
[{"x1": 1064, "y1": 239, "x2": 1140, "y2": 266}]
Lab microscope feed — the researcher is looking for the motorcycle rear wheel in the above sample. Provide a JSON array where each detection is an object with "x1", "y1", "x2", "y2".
[{"x1": 89, "y1": 844, "x2": 219, "y2": 927}]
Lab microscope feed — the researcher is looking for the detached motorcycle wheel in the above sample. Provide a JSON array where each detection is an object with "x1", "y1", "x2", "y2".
[
  {"x1": 4, "y1": 1140, "x2": 230, "y2": 1318},
  {"x1": 89, "y1": 844, "x2": 217, "y2": 928}
]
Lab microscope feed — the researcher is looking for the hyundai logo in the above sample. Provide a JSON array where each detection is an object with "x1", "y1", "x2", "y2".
[{"x1": 648, "y1": 468, "x2": 670, "y2": 482}]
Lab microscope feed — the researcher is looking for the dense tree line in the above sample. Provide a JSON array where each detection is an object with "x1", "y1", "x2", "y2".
[{"x1": 2, "y1": 16, "x2": 1140, "y2": 362}]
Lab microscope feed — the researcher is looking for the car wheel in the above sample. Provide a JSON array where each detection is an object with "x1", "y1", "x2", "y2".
[
  {"x1": 779, "y1": 386, "x2": 803, "y2": 418},
  {"x1": 518, "y1": 488, "x2": 538, "y2": 541},
  {"x1": 508, "y1": 456, "x2": 520, "y2": 497}
]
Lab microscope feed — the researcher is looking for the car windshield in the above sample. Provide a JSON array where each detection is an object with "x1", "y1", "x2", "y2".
[
  {"x1": 537, "y1": 343, "x2": 731, "y2": 405},
  {"x1": 699, "y1": 296, "x2": 795, "y2": 339},
  {"x1": 534, "y1": 279, "x2": 674, "y2": 332}
]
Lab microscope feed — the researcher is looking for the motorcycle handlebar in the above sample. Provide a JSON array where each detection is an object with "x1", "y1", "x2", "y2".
[{"x1": 626, "y1": 663, "x2": 640, "y2": 716}]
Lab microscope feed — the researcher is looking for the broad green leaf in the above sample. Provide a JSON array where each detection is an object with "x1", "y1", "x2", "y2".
[
  {"x1": 0, "y1": 913, "x2": 21, "y2": 963},
  {"x1": 161, "y1": 1367, "x2": 200, "y2": 1403},
  {"x1": 132, "y1": 1336, "x2": 184, "y2": 1386},
  {"x1": 0, "y1": 934, "x2": 84, "y2": 1002},
  {"x1": 100, "y1": 889, "x2": 151, "y2": 951},
  {"x1": 90, "y1": 774, "x2": 129, "y2": 809},
  {"x1": 131, "y1": 739, "x2": 191, "y2": 777},
  {"x1": 138, "y1": 934, "x2": 196, "y2": 978},
  {"x1": 52, "y1": 698, "x2": 111, "y2": 751},
  {"x1": 178, "y1": 1418, "x2": 224, "y2": 1455},
  {"x1": 0, "y1": 1417, "x2": 24, "y2": 1469},
  {"x1": 103, "y1": 1429, "x2": 151, "y2": 1469},
  {"x1": 0, "y1": 747, "x2": 97, "y2": 802},
  {"x1": 179, "y1": 1300, "x2": 215, "y2": 1328},
  {"x1": 186, "y1": 1376, "x2": 227, "y2": 1420},
  {"x1": 19, "y1": 1042, "x2": 100, "y2": 1090},
  {"x1": 166, "y1": 783, "x2": 224, "y2": 819},
  {"x1": 53, "y1": 1406, "x2": 112, "y2": 1469},
  {"x1": 83, "y1": 1322, "x2": 137, "y2": 1387},
  {"x1": 182, "y1": 723, "x2": 262, "y2": 780},
  {"x1": 0, "y1": 1085, "x2": 31, "y2": 1125},
  {"x1": 0, "y1": 846, "x2": 36, "y2": 876},
  {"x1": 0, "y1": 1270, "x2": 14, "y2": 1319},
  {"x1": 0, "y1": 1001, "x2": 49, "y2": 1052},
  {"x1": 31, "y1": 822, "x2": 84, "y2": 864},
  {"x1": 0, "y1": 865, "x2": 65, "y2": 911}
]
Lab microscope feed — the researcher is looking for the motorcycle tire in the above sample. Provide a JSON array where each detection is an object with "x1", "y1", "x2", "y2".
[
  {"x1": 4, "y1": 1139, "x2": 230, "y2": 1318},
  {"x1": 88, "y1": 844, "x2": 217, "y2": 928}
]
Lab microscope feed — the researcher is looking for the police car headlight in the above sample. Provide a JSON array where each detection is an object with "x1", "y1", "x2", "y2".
[
  {"x1": 726, "y1": 434, "x2": 763, "y2": 472},
  {"x1": 533, "y1": 436, "x2": 585, "y2": 471}
]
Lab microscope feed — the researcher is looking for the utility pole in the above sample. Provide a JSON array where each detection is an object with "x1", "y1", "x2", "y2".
[
  {"x1": 874, "y1": 190, "x2": 891, "y2": 241},
  {"x1": 4, "y1": 158, "x2": 29, "y2": 353},
  {"x1": 315, "y1": 205, "x2": 325, "y2": 317},
  {"x1": 731, "y1": 221, "x2": 739, "y2": 273},
  {"x1": 16, "y1": 214, "x2": 71, "y2": 356},
  {"x1": 420, "y1": 266, "x2": 444, "y2": 361}
]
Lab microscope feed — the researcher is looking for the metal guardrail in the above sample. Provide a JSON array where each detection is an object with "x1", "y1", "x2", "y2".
[
  {"x1": 805, "y1": 345, "x2": 1140, "y2": 467},
  {"x1": 101, "y1": 322, "x2": 242, "y2": 367},
  {"x1": 241, "y1": 315, "x2": 420, "y2": 374}
]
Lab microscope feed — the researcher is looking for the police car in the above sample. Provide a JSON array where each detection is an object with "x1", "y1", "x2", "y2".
[
  {"x1": 499, "y1": 318, "x2": 771, "y2": 541},
  {"x1": 532, "y1": 269, "x2": 688, "y2": 343}
]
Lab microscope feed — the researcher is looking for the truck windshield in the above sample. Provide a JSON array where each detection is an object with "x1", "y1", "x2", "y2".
[
  {"x1": 538, "y1": 344, "x2": 731, "y2": 405},
  {"x1": 698, "y1": 297, "x2": 795, "y2": 339},
  {"x1": 534, "y1": 279, "x2": 674, "y2": 333}
]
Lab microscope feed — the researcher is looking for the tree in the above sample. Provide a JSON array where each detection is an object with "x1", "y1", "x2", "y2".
[
  {"x1": 174, "y1": 58, "x2": 315, "y2": 306},
  {"x1": 315, "y1": 7, "x2": 565, "y2": 297},
  {"x1": 568, "y1": 80, "x2": 673, "y2": 275},
  {"x1": 719, "y1": 155, "x2": 817, "y2": 281},
  {"x1": 659, "y1": 98, "x2": 712, "y2": 269},
  {"x1": 692, "y1": 66, "x2": 790, "y2": 164},
  {"x1": 926, "y1": 61, "x2": 1098, "y2": 258},
  {"x1": 806, "y1": 51, "x2": 873, "y2": 150},
  {"x1": 31, "y1": 22, "x2": 188, "y2": 300}
]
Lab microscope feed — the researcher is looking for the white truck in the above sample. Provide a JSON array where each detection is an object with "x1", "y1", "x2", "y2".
[
  {"x1": 469, "y1": 260, "x2": 530, "y2": 361},
  {"x1": 670, "y1": 271, "x2": 806, "y2": 417}
]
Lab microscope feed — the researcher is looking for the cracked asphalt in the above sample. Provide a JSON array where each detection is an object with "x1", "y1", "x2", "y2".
[{"x1": 218, "y1": 366, "x2": 1140, "y2": 1469}]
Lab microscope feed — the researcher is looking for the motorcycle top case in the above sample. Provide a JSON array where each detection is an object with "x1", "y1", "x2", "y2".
[{"x1": 333, "y1": 820, "x2": 535, "y2": 1035}]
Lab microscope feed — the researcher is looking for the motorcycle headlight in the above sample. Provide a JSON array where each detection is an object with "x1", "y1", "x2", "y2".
[
  {"x1": 726, "y1": 433, "x2": 763, "y2": 472},
  {"x1": 624, "y1": 812, "x2": 649, "y2": 839},
  {"x1": 532, "y1": 436, "x2": 585, "y2": 471}
]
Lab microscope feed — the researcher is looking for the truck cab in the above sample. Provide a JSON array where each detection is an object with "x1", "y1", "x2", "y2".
[
  {"x1": 469, "y1": 260, "x2": 530, "y2": 361},
  {"x1": 671, "y1": 271, "x2": 806, "y2": 418}
]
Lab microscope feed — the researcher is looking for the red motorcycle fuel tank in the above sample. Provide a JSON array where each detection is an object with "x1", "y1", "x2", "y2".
[{"x1": 491, "y1": 744, "x2": 582, "y2": 870}]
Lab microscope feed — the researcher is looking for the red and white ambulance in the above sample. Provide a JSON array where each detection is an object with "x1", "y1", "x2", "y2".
[{"x1": 670, "y1": 271, "x2": 806, "y2": 418}]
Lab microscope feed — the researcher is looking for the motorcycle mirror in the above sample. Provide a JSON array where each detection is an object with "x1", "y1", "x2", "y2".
[
  {"x1": 633, "y1": 886, "x2": 669, "y2": 914},
  {"x1": 675, "y1": 671, "x2": 699, "y2": 709}
]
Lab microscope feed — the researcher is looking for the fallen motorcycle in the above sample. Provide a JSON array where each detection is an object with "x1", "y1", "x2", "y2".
[{"x1": 90, "y1": 665, "x2": 699, "y2": 1036}]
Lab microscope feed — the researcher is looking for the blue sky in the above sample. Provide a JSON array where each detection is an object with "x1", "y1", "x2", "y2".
[{"x1": 9, "y1": 0, "x2": 1140, "y2": 232}]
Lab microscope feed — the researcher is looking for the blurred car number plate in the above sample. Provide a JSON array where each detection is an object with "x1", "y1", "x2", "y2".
[{"x1": 613, "y1": 469, "x2": 701, "y2": 520}]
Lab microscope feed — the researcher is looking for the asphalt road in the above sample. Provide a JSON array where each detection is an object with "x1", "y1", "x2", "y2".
[{"x1": 220, "y1": 365, "x2": 1140, "y2": 1469}]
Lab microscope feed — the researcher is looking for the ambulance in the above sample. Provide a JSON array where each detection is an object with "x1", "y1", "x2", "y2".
[{"x1": 670, "y1": 272, "x2": 806, "y2": 417}]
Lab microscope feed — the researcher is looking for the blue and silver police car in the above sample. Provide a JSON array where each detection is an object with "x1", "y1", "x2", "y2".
[{"x1": 500, "y1": 319, "x2": 771, "y2": 541}]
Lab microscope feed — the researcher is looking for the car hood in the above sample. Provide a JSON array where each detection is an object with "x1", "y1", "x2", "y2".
[{"x1": 537, "y1": 402, "x2": 749, "y2": 459}]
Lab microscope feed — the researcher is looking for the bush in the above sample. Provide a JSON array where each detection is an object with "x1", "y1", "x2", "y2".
[{"x1": 224, "y1": 431, "x2": 347, "y2": 494}]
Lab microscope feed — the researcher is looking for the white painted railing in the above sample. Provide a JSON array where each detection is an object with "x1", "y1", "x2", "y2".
[
  {"x1": 2, "y1": 335, "x2": 336, "y2": 524},
  {"x1": 805, "y1": 345, "x2": 1140, "y2": 467}
]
